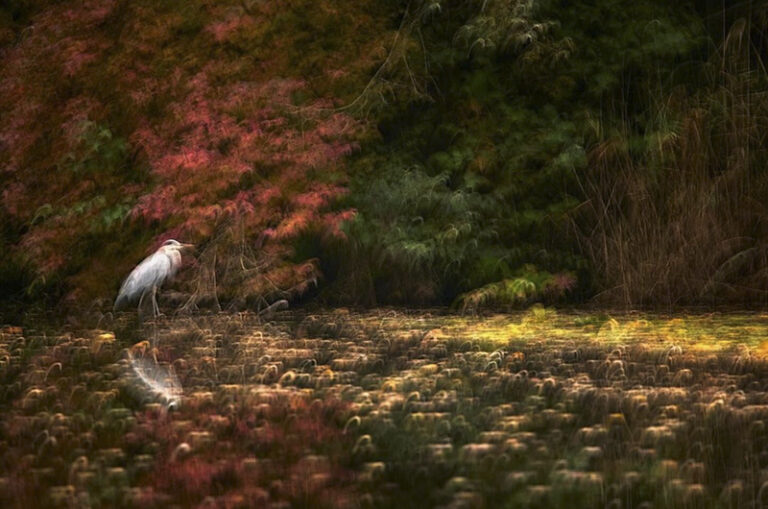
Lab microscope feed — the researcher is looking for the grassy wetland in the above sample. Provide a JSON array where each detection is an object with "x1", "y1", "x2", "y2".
[{"x1": 3, "y1": 308, "x2": 768, "y2": 508}]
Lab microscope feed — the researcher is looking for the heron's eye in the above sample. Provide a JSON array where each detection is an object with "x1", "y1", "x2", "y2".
[{"x1": 163, "y1": 239, "x2": 180, "y2": 247}]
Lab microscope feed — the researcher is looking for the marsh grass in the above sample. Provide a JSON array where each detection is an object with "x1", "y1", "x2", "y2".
[
  {"x1": 574, "y1": 14, "x2": 768, "y2": 309},
  {"x1": 3, "y1": 309, "x2": 768, "y2": 506}
]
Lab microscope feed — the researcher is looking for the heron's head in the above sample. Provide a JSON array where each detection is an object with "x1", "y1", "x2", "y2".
[{"x1": 161, "y1": 239, "x2": 195, "y2": 252}]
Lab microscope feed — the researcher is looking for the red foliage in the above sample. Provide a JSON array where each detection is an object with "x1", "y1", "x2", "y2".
[{"x1": 0, "y1": 0, "x2": 373, "y2": 301}]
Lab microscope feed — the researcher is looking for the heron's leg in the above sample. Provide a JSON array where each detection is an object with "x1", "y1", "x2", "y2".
[
  {"x1": 154, "y1": 286, "x2": 167, "y2": 318},
  {"x1": 152, "y1": 286, "x2": 160, "y2": 318},
  {"x1": 137, "y1": 291, "x2": 147, "y2": 324},
  {"x1": 149, "y1": 286, "x2": 160, "y2": 347}
]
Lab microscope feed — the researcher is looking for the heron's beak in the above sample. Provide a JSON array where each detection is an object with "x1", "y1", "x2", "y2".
[{"x1": 180, "y1": 243, "x2": 195, "y2": 251}]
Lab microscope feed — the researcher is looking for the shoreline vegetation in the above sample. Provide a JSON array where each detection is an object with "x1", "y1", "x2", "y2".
[{"x1": 1, "y1": 1, "x2": 767, "y2": 314}]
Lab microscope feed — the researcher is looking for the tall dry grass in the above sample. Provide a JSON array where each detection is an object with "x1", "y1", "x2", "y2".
[{"x1": 575, "y1": 15, "x2": 768, "y2": 308}]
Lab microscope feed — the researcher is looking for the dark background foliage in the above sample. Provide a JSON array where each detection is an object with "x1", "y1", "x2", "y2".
[{"x1": 1, "y1": 0, "x2": 767, "y2": 314}]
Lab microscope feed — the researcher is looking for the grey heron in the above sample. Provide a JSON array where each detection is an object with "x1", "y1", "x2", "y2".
[{"x1": 114, "y1": 239, "x2": 194, "y2": 318}]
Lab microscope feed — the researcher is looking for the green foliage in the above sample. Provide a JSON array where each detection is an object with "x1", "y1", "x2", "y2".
[
  {"x1": 334, "y1": 0, "x2": 595, "y2": 305},
  {"x1": 329, "y1": 0, "x2": 760, "y2": 309},
  {"x1": 62, "y1": 121, "x2": 129, "y2": 177},
  {"x1": 458, "y1": 266, "x2": 575, "y2": 312}
]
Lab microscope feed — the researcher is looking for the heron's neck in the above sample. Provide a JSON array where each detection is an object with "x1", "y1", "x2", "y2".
[{"x1": 161, "y1": 247, "x2": 183, "y2": 274}]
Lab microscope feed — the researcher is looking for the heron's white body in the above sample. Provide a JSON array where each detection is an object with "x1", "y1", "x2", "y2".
[{"x1": 114, "y1": 240, "x2": 192, "y2": 313}]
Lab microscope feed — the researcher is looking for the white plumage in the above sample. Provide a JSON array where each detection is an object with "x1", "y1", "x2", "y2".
[{"x1": 114, "y1": 239, "x2": 194, "y2": 316}]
